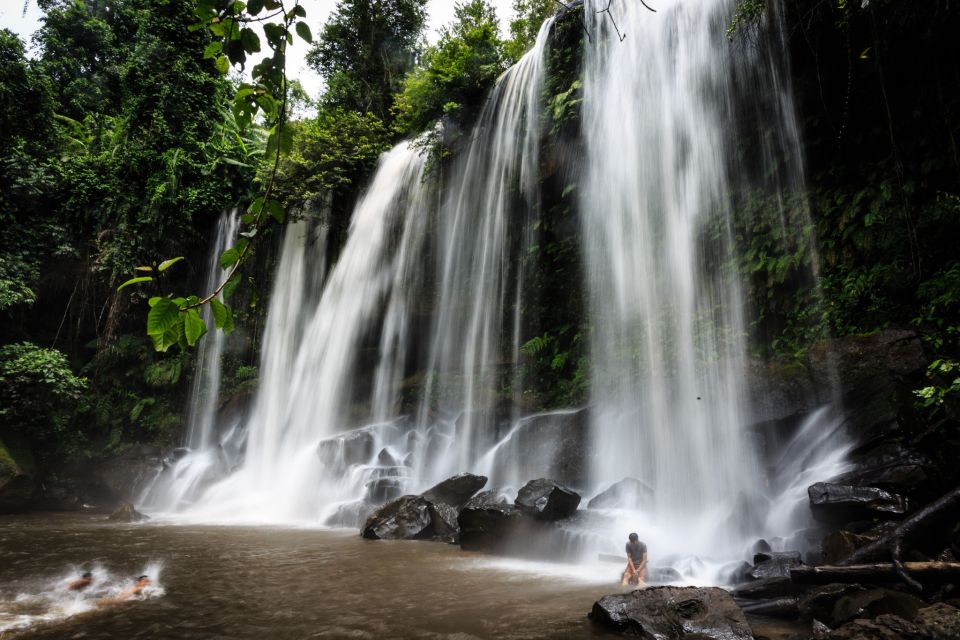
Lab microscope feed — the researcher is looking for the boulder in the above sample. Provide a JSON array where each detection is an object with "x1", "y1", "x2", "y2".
[
  {"x1": 822, "y1": 530, "x2": 880, "y2": 565},
  {"x1": 361, "y1": 495, "x2": 432, "y2": 540},
  {"x1": 720, "y1": 560, "x2": 753, "y2": 585},
  {"x1": 590, "y1": 586, "x2": 753, "y2": 639},
  {"x1": 361, "y1": 493, "x2": 463, "y2": 543},
  {"x1": 317, "y1": 429, "x2": 375, "y2": 469},
  {"x1": 462, "y1": 489, "x2": 509, "y2": 509},
  {"x1": 832, "y1": 448, "x2": 932, "y2": 495},
  {"x1": 913, "y1": 603, "x2": 960, "y2": 639},
  {"x1": 82, "y1": 445, "x2": 163, "y2": 509},
  {"x1": 515, "y1": 478, "x2": 580, "y2": 520},
  {"x1": 364, "y1": 477, "x2": 403, "y2": 505},
  {"x1": 587, "y1": 477, "x2": 654, "y2": 510},
  {"x1": 482, "y1": 409, "x2": 591, "y2": 489},
  {"x1": 108, "y1": 502, "x2": 149, "y2": 522},
  {"x1": 751, "y1": 551, "x2": 804, "y2": 579},
  {"x1": 823, "y1": 603, "x2": 960, "y2": 640},
  {"x1": 458, "y1": 502, "x2": 533, "y2": 554},
  {"x1": 808, "y1": 482, "x2": 908, "y2": 522},
  {"x1": 831, "y1": 588, "x2": 926, "y2": 628},
  {"x1": 798, "y1": 583, "x2": 867, "y2": 623},
  {"x1": 427, "y1": 501, "x2": 460, "y2": 544},
  {"x1": 733, "y1": 577, "x2": 799, "y2": 599},
  {"x1": 377, "y1": 448, "x2": 400, "y2": 467},
  {"x1": 458, "y1": 494, "x2": 568, "y2": 557},
  {"x1": 421, "y1": 473, "x2": 488, "y2": 508}
]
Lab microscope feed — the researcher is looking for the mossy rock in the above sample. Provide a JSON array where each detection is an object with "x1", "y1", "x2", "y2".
[{"x1": 0, "y1": 433, "x2": 37, "y2": 512}]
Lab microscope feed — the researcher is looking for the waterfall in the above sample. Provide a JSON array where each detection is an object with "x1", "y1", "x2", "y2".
[
  {"x1": 579, "y1": 0, "x2": 825, "y2": 556},
  {"x1": 145, "y1": 2, "x2": 843, "y2": 570},
  {"x1": 186, "y1": 209, "x2": 240, "y2": 450},
  {"x1": 139, "y1": 209, "x2": 240, "y2": 512},
  {"x1": 181, "y1": 145, "x2": 428, "y2": 523},
  {"x1": 407, "y1": 16, "x2": 553, "y2": 485}
]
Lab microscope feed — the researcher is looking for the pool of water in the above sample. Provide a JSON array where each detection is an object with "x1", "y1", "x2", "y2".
[{"x1": 0, "y1": 513, "x2": 625, "y2": 639}]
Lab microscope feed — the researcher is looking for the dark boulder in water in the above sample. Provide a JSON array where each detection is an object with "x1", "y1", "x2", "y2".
[
  {"x1": 831, "y1": 447, "x2": 932, "y2": 495},
  {"x1": 362, "y1": 493, "x2": 462, "y2": 543},
  {"x1": 587, "y1": 477, "x2": 653, "y2": 510},
  {"x1": 822, "y1": 602, "x2": 960, "y2": 640},
  {"x1": 750, "y1": 551, "x2": 804, "y2": 580},
  {"x1": 808, "y1": 482, "x2": 908, "y2": 522},
  {"x1": 462, "y1": 489, "x2": 509, "y2": 509},
  {"x1": 458, "y1": 501, "x2": 547, "y2": 555},
  {"x1": 590, "y1": 586, "x2": 753, "y2": 639},
  {"x1": 515, "y1": 478, "x2": 580, "y2": 520},
  {"x1": 108, "y1": 502, "x2": 149, "y2": 522},
  {"x1": 361, "y1": 495, "x2": 432, "y2": 540},
  {"x1": 377, "y1": 448, "x2": 400, "y2": 467},
  {"x1": 421, "y1": 473, "x2": 487, "y2": 508}
]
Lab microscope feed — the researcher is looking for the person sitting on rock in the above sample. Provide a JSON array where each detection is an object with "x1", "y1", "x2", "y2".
[
  {"x1": 621, "y1": 532, "x2": 647, "y2": 587},
  {"x1": 67, "y1": 572, "x2": 94, "y2": 592}
]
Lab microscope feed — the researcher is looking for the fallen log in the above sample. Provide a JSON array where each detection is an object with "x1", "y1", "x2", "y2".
[
  {"x1": 838, "y1": 485, "x2": 960, "y2": 591},
  {"x1": 791, "y1": 562, "x2": 960, "y2": 585},
  {"x1": 737, "y1": 596, "x2": 799, "y2": 618}
]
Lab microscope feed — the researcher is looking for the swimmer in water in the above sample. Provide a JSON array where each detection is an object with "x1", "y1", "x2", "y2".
[
  {"x1": 67, "y1": 572, "x2": 93, "y2": 591},
  {"x1": 97, "y1": 575, "x2": 151, "y2": 605}
]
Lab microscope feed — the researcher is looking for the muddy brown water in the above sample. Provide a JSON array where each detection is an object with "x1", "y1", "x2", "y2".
[{"x1": 0, "y1": 513, "x2": 621, "y2": 639}]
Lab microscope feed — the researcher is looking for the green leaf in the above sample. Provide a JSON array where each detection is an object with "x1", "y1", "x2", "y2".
[
  {"x1": 215, "y1": 55, "x2": 230, "y2": 75},
  {"x1": 288, "y1": 5, "x2": 306, "y2": 18},
  {"x1": 247, "y1": 0, "x2": 264, "y2": 15},
  {"x1": 158, "y1": 256, "x2": 185, "y2": 272},
  {"x1": 266, "y1": 199, "x2": 285, "y2": 224},
  {"x1": 147, "y1": 299, "x2": 183, "y2": 352},
  {"x1": 220, "y1": 248, "x2": 240, "y2": 269},
  {"x1": 203, "y1": 41, "x2": 222, "y2": 59},
  {"x1": 184, "y1": 309, "x2": 208, "y2": 347},
  {"x1": 210, "y1": 297, "x2": 235, "y2": 334},
  {"x1": 240, "y1": 28, "x2": 261, "y2": 54},
  {"x1": 223, "y1": 274, "x2": 242, "y2": 301},
  {"x1": 135, "y1": 265, "x2": 154, "y2": 272},
  {"x1": 117, "y1": 276, "x2": 153, "y2": 292},
  {"x1": 295, "y1": 22, "x2": 313, "y2": 43}
]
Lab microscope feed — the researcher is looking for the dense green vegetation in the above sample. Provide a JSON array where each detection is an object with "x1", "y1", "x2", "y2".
[{"x1": 0, "y1": 0, "x2": 957, "y2": 505}]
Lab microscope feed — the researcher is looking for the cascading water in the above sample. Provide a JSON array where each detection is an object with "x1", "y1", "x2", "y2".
[
  {"x1": 143, "y1": 3, "x2": 848, "y2": 577},
  {"x1": 139, "y1": 209, "x2": 240, "y2": 512},
  {"x1": 405, "y1": 16, "x2": 553, "y2": 485},
  {"x1": 187, "y1": 210, "x2": 241, "y2": 451},
  {"x1": 181, "y1": 145, "x2": 428, "y2": 523},
  {"x1": 578, "y1": 0, "x2": 838, "y2": 560}
]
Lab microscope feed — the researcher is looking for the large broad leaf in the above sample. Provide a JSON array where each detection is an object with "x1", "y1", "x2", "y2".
[
  {"x1": 184, "y1": 309, "x2": 208, "y2": 347},
  {"x1": 117, "y1": 276, "x2": 153, "y2": 292},
  {"x1": 295, "y1": 22, "x2": 313, "y2": 44},
  {"x1": 210, "y1": 297, "x2": 235, "y2": 334},
  {"x1": 147, "y1": 298, "x2": 182, "y2": 352},
  {"x1": 158, "y1": 256, "x2": 185, "y2": 272},
  {"x1": 220, "y1": 247, "x2": 240, "y2": 269}
]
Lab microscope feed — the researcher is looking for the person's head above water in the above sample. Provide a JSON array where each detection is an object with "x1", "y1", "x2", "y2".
[
  {"x1": 135, "y1": 575, "x2": 150, "y2": 584},
  {"x1": 628, "y1": 532, "x2": 639, "y2": 542},
  {"x1": 81, "y1": 572, "x2": 93, "y2": 579}
]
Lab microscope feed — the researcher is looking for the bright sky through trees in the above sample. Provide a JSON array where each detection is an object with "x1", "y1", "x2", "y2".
[{"x1": 2, "y1": 0, "x2": 518, "y2": 100}]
